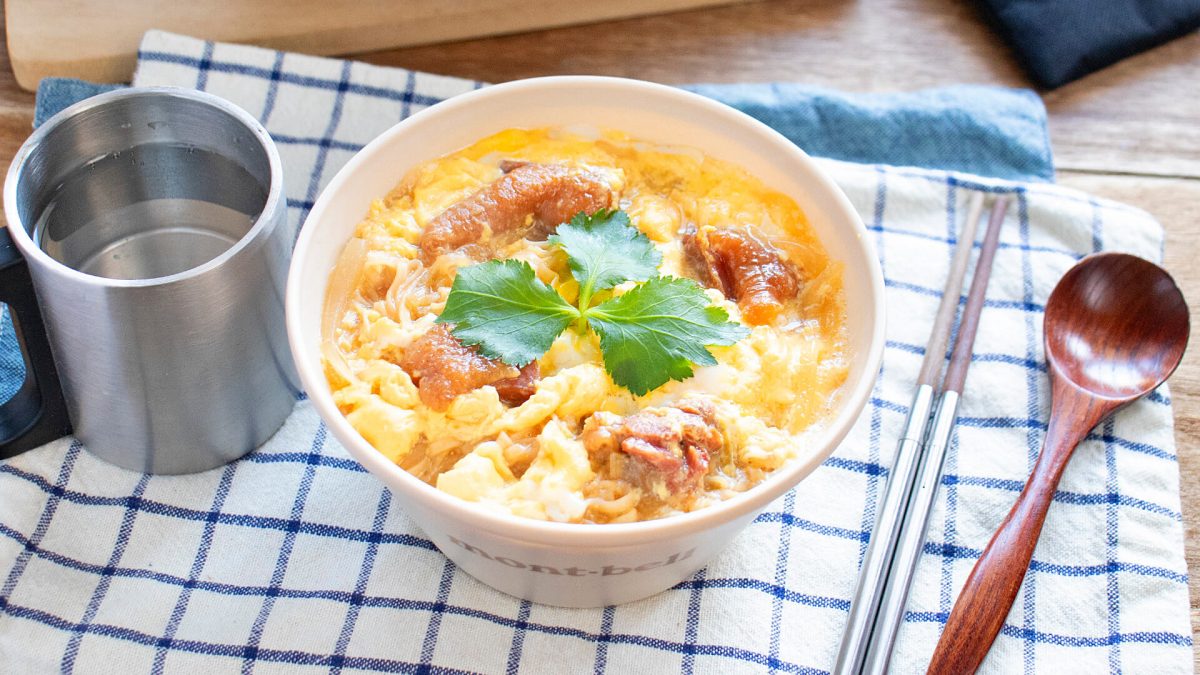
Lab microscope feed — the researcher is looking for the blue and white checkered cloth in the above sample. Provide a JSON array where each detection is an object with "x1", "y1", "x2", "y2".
[{"x1": 0, "y1": 31, "x2": 1190, "y2": 673}]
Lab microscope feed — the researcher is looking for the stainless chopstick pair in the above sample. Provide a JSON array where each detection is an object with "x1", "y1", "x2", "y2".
[{"x1": 835, "y1": 193, "x2": 1010, "y2": 674}]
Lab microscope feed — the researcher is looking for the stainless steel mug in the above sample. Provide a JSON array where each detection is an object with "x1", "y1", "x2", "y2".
[{"x1": 1, "y1": 87, "x2": 299, "y2": 473}]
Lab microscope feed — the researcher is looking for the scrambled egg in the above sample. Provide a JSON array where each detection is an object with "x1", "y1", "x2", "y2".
[{"x1": 325, "y1": 127, "x2": 847, "y2": 523}]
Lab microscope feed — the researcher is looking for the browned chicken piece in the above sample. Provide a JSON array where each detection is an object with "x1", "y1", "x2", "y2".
[
  {"x1": 400, "y1": 325, "x2": 542, "y2": 411},
  {"x1": 493, "y1": 360, "x2": 540, "y2": 407},
  {"x1": 582, "y1": 400, "x2": 722, "y2": 499},
  {"x1": 681, "y1": 223, "x2": 721, "y2": 290},
  {"x1": 682, "y1": 225, "x2": 800, "y2": 325},
  {"x1": 419, "y1": 163, "x2": 613, "y2": 261}
]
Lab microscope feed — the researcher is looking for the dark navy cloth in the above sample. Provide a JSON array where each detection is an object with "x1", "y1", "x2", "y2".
[{"x1": 979, "y1": 0, "x2": 1200, "y2": 88}]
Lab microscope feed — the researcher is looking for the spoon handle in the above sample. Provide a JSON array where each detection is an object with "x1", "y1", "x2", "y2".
[{"x1": 925, "y1": 392, "x2": 1106, "y2": 674}]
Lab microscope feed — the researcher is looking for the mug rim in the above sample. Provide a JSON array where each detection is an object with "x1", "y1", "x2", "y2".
[
  {"x1": 2, "y1": 86, "x2": 284, "y2": 288},
  {"x1": 287, "y1": 75, "x2": 887, "y2": 547}
]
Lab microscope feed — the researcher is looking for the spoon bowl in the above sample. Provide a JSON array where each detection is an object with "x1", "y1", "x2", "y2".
[
  {"x1": 927, "y1": 252, "x2": 1190, "y2": 674},
  {"x1": 1045, "y1": 252, "x2": 1189, "y2": 400}
]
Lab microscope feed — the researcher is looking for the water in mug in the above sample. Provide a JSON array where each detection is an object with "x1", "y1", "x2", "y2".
[{"x1": 33, "y1": 143, "x2": 268, "y2": 280}]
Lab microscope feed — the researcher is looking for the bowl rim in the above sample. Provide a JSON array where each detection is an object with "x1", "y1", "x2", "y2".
[{"x1": 286, "y1": 75, "x2": 886, "y2": 547}]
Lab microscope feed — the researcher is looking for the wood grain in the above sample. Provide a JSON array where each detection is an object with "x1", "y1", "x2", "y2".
[
  {"x1": 0, "y1": 0, "x2": 1197, "y2": 666},
  {"x1": 5, "y1": 0, "x2": 751, "y2": 90}
]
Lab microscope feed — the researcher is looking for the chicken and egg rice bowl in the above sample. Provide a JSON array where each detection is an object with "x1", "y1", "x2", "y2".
[{"x1": 321, "y1": 126, "x2": 848, "y2": 524}]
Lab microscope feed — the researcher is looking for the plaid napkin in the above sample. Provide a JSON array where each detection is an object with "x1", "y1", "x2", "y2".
[{"x1": 0, "y1": 31, "x2": 1190, "y2": 673}]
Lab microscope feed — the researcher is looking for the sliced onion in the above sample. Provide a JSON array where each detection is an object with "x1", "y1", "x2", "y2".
[
  {"x1": 321, "y1": 339, "x2": 358, "y2": 387},
  {"x1": 385, "y1": 259, "x2": 428, "y2": 323},
  {"x1": 322, "y1": 237, "x2": 368, "y2": 341}
]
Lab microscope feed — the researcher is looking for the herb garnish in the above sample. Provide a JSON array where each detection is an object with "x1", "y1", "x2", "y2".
[{"x1": 437, "y1": 209, "x2": 748, "y2": 395}]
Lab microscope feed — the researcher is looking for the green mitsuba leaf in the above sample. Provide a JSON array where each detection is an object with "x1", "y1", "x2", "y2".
[
  {"x1": 584, "y1": 276, "x2": 749, "y2": 395},
  {"x1": 548, "y1": 209, "x2": 662, "y2": 308},
  {"x1": 437, "y1": 259, "x2": 579, "y2": 367},
  {"x1": 435, "y1": 210, "x2": 750, "y2": 394}
]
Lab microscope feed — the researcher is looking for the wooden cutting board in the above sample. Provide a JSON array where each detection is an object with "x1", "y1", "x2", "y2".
[{"x1": 6, "y1": 0, "x2": 752, "y2": 91}]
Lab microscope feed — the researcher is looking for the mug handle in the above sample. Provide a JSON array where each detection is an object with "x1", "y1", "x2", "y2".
[{"x1": 0, "y1": 226, "x2": 72, "y2": 458}]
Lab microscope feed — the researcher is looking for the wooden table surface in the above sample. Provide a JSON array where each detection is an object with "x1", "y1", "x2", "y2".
[{"x1": 2, "y1": 0, "x2": 1197, "y2": 663}]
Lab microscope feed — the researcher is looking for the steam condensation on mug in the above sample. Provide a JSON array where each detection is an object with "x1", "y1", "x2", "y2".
[{"x1": 32, "y1": 143, "x2": 268, "y2": 280}]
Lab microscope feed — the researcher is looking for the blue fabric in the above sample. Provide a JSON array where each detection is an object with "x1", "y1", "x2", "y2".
[
  {"x1": 35, "y1": 78, "x2": 1054, "y2": 182},
  {"x1": 0, "y1": 307, "x2": 22, "y2": 404},
  {"x1": 33, "y1": 78, "x2": 121, "y2": 128},
  {"x1": 684, "y1": 83, "x2": 1054, "y2": 182},
  {"x1": 979, "y1": 0, "x2": 1200, "y2": 89}
]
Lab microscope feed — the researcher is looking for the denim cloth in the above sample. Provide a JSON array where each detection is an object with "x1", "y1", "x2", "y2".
[
  {"x1": 683, "y1": 83, "x2": 1053, "y2": 182},
  {"x1": 33, "y1": 80, "x2": 1054, "y2": 182},
  {"x1": 0, "y1": 309, "x2": 21, "y2": 403},
  {"x1": 0, "y1": 31, "x2": 1188, "y2": 674},
  {"x1": 31, "y1": 79, "x2": 122, "y2": 129},
  {"x1": 1, "y1": 75, "x2": 1053, "y2": 405}
]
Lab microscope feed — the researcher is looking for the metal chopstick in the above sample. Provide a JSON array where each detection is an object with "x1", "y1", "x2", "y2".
[
  {"x1": 833, "y1": 192, "x2": 985, "y2": 675},
  {"x1": 860, "y1": 195, "x2": 1010, "y2": 674}
]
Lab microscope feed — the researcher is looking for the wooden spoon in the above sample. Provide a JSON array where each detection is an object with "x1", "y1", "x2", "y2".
[{"x1": 926, "y1": 252, "x2": 1190, "y2": 674}]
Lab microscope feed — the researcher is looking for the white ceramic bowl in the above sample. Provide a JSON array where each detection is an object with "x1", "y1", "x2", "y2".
[{"x1": 286, "y1": 76, "x2": 885, "y2": 607}]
